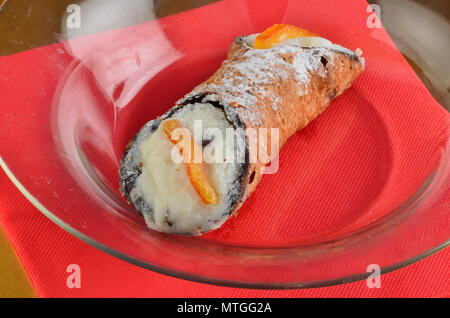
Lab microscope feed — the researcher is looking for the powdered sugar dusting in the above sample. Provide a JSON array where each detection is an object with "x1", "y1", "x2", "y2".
[
  {"x1": 193, "y1": 44, "x2": 334, "y2": 126},
  {"x1": 181, "y1": 35, "x2": 363, "y2": 129}
]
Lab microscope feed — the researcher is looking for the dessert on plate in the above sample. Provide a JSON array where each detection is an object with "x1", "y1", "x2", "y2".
[{"x1": 119, "y1": 24, "x2": 364, "y2": 235}]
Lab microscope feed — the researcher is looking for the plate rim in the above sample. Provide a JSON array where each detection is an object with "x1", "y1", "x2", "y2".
[{"x1": 1, "y1": 155, "x2": 449, "y2": 289}]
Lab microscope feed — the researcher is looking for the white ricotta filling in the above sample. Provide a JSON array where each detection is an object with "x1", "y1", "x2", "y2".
[
  {"x1": 246, "y1": 34, "x2": 333, "y2": 49},
  {"x1": 245, "y1": 34, "x2": 363, "y2": 67},
  {"x1": 135, "y1": 103, "x2": 241, "y2": 233}
]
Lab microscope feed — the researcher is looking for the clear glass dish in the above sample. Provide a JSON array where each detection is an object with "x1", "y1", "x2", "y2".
[{"x1": 0, "y1": 0, "x2": 448, "y2": 288}]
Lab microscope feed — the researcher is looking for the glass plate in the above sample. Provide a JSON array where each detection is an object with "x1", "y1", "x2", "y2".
[{"x1": 0, "y1": 0, "x2": 448, "y2": 288}]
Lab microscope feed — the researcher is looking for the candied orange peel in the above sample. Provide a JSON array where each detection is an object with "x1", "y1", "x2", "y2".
[
  {"x1": 253, "y1": 24, "x2": 318, "y2": 49},
  {"x1": 162, "y1": 119, "x2": 219, "y2": 205}
]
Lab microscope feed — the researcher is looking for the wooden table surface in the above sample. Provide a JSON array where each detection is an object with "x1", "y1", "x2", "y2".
[
  {"x1": 0, "y1": 0, "x2": 448, "y2": 297},
  {"x1": 0, "y1": 224, "x2": 36, "y2": 297}
]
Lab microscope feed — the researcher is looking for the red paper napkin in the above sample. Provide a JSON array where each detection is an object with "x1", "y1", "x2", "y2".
[
  {"x1": 0, "y1": 0, "x2": 449, "y2": 297},
  {"x1": 0, "y1": 169, "x2": 449, "y2": 297}
]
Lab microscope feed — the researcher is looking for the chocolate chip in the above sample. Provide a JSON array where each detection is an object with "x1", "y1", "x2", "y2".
[
  {"x1": 249, "y1": 170, "x2": 256, "y2": 184},
  {"x1": 202, "y1": 135, "x2": 215, "y2": 147}
]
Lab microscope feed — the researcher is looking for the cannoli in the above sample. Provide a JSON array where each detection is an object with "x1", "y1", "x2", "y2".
[{"x1": 119, "y1": 24, "x2": 364, "y2": 235}]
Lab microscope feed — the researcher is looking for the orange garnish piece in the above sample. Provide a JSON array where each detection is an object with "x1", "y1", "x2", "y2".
[
  {"x1": 253, "y1": 24, "x2": 318, "y2": 49},
  {"x1": 162, "y1": 119, "x2": 219, "y2": 205}
]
